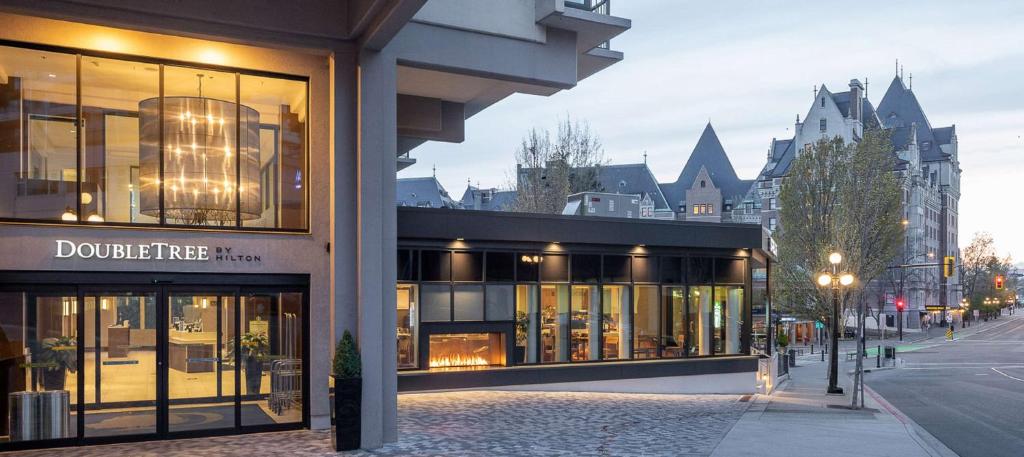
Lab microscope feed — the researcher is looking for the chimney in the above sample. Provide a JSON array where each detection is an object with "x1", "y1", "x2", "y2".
[{"x1": 848, "y1": 79, "x2": 864, "y2": 121}]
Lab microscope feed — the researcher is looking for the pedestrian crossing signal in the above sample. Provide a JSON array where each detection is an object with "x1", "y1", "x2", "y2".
[
  {"x1": 995, "y1": 275, "x2": 1004, "y2": 290},
  {"x1": 943, "y1": 256, "x2": 955, "y2": 278}
]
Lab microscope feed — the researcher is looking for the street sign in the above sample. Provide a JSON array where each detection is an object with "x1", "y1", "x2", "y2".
[
  {"x1": 973, "y1": 310, "x2": 980, "y2": 318},
  {"x1": 885, "y1": 293, "x2": 895, "y2": 305},
  {"x1": 925, "y1": 305, "x2": 945, "y2": 311}
]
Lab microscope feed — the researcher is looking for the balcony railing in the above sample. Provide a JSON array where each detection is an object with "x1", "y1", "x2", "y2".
[{"x1": 564, "y1": 0, "x2": 612, "y2": 49}]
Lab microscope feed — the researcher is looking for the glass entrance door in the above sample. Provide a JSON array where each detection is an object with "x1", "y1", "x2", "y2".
[
  {"x1": 83, "y1": 290, "x2": 157, "y2": 438},
  {"x1": 0, "y1": 276, "x2": 307, "y2": 451},
  {"x1": 165, "y1": 292, "x2": 236, "y2": 433}
]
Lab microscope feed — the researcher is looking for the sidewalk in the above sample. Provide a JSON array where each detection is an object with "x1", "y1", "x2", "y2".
[{"x1": 710, "y1": 357, "x2": 957, "y2": 457}]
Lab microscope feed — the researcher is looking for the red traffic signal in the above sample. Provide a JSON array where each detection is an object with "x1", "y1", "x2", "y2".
[
  {"x1": 896, "y1": 299, "x2": 905, "y2": 312},
  {"x1": 995, "y1": 275, "x2": 1005, "y2": 290}
]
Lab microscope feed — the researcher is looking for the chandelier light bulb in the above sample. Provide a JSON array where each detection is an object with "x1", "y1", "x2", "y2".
[
  {"x1": 817, "y1": 274, "x2": 833, "y2": 287},
  {"x1": 839, "y1": 274, "x2": 855, "y2": 286}
]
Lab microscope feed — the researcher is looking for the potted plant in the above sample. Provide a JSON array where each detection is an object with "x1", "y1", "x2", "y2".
[
  {"x1": 333, "y1": 330, "x2": 361, "y2": 451},
  {"x1": 775, "y1": 331, "x2": 789, "y2": 352},
  {"x1": 230, "y1": 331, "x2": 269, "y2": 395},
  {"x1": 35, "y1": 336, "x2": 78, "y2": 391},
  {"x1": 514, "y1": 311, "x2": 529, "y2": 363}
]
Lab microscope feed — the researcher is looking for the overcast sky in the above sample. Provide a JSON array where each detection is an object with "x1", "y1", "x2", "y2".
[{"x1": 399, "y1": 0, "x2": 1024, "y2": 262}]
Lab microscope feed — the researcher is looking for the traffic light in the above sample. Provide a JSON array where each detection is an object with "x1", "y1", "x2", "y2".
[
  {"x1": 896, "y1": 299, "x2": 905, "y2": 312},
  {"x1": 995, "y1": 275, "x2": 1004, "y2": 290},
  {"x1": 943, "y1": 256, "x2": 956, "y2": 278}
]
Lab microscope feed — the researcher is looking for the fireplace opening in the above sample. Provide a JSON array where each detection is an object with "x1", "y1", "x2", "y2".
[{"x1": 428, "y1": 333, "x2": 506, "y2": 371}]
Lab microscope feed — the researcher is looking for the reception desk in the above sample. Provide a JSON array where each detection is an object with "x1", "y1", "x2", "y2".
[{"x1": 168, "y1": 331, "x2": 217, "y2": 373}]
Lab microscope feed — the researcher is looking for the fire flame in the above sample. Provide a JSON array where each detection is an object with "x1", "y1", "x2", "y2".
[{"x1": 429, "y1": 353, "x2": 489, "y2": 369}]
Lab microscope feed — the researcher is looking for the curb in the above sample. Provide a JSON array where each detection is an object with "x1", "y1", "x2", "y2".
[{"x1": 863, "y1": 383, "x2": 959, "y2": 457}]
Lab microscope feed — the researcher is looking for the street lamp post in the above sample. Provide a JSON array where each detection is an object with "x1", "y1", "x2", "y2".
[{"x1": 818, "y1": 252, "x2": 855, "y2": 395}]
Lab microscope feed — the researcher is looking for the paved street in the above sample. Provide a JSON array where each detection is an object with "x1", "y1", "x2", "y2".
[
  {"x1": 7, "y1": 391, "x2": 751, "y2": 456},
  {"x1": 868, "y1": 313, "x2": 1024, "y2": 457}
]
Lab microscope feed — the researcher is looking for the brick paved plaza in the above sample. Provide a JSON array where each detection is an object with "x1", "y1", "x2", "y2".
[{"x1": 8, "y1": 391, "x2": 751, "y2": 457}]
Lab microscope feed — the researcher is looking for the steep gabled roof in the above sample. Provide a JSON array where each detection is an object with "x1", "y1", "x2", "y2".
[
  {"x1": 765, "y1": 137, "x2": 796, "y2": 178},
  {"x1": 396, "y1": 177, "x2": 462, "y2": 209},
  {"x1": 459, "y1": 185, "x2": 517, "y2": 211},
  {"x1": 878, "y1": 76, "x2": 933, "y2": 141},
  {"x1": 660, "y1": 123, "x2": 749, "y2": 208},
  {"x1": 597, "y1": 164, "x2": 671, "y2": 210},
  {"x1": 878, "y1": 76, "x2": 954, "y2": 161}
]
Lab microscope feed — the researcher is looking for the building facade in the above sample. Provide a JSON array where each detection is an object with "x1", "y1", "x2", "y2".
[
  {"x1": 0, "y1": 0, "x2": 630, "y2": 451},
  {"x1": 395, "y1": 208, "x2": 770, "y2": 392},
  {"x1": 753, "y1": 76, "x2": 962, "y2": 329}
]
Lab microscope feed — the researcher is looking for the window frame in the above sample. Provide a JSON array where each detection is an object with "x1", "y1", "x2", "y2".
[{"x1": 0, "y1": 39, "x2": 311, "y2": 233}]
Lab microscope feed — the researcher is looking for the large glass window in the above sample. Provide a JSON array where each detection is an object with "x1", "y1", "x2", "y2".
[
  {"x1": 601, "y1": 285, "x2": 630, "y2": 360},
  {"x1": 570, "y1": 285, "x2": 600, "y2": 361},
  {"x1": 0, "y1": 46, "x2": 78, "y2": 221},
  {"x1": 715, "y1": 286, "x2": 744, "y2": 354},
  {"x1": 690, "y1": 286, "x2": 712, "y2": 355},
  {"x1": 540, "y1": 284, "x2": 569, "y2": 363},
  {"x1": 633, "y1": 285, "x2": 658, "y2": 359},
  {"x1": 0, "y1": 44, "x2": 309, "y2": 229},
  {"x1": 662, "y1": 287, "x2": 685, "y2": 358},
  {"x1": 240, "y1": 74, "x2": 307, "y2": 229},
  {"x1": 514, "y1": 285, "x2": 538, "y2": 364},
  {"x1": 239, "y1": 292, "x2": 303, "y2": 426},
  {"x1": 397, "y1": 285, "x2": 418, "y2": 369},
  {"x1": 81, "y1": 56, "x2": 159, "y2": 224},
  {"x1": 0, "y1": 291, "x2": 79, "y2": 443}
]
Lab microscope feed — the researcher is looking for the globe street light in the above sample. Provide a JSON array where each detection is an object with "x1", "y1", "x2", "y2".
[{"x1": 818, "y1": 251, "x2": 856, "y2": 395}]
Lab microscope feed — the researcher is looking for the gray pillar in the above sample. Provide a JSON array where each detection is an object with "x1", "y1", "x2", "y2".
[
  {"x1": 332, "y1": 46, "x2": 359, "y2": 350},
  {"x1": 357, "y1": 48, "x2": 398, "y2": 448}
]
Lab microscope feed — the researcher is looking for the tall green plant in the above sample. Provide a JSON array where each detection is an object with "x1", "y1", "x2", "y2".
[{"x1": 333, "y1": 330, "x2": 361, "y2": 379}]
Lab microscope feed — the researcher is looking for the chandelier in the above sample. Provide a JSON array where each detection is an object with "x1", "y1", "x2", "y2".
[{"x1": 138, "y1": 74, "x2": 261, "y2": 225}]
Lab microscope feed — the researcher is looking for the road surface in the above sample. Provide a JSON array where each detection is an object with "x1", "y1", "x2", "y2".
[{"x1": 867, "y1": 314, "x2": 1024, "y2": 457}]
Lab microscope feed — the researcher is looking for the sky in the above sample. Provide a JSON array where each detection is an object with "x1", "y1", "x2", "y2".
[{"x1": 399, "y1": 0, "x2": 1024, "y2": 261}]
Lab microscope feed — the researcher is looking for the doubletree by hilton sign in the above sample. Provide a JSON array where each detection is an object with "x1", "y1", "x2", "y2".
[{"x1": 54, "y1": 240, "x2": 261, "y2": 263}]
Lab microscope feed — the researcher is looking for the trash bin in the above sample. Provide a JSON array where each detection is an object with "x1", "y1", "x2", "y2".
[
  {"x1": 8, "y1": 391, "x2": 38, "y2": 442},
  {"x1": 38, "y1": 390, "x2": 70, "y2": 440},
  {"x1": 884, "y1": 346, "x2": 896, "y2": 359}
]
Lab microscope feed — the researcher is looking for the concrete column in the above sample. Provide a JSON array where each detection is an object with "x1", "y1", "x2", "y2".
[
  {"x1": 357, "y1": 48, "x2": 398, "y2": 447},
  {"x1": 331, "y1": 45, "x2": 359, "y2": 356}
]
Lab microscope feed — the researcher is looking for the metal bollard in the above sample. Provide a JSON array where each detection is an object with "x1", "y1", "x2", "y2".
[
  {"x1": 821, "y1": 349, "x2": 825, "y2": 362},
  {"x1": 811, "y1": 344, "x2": 814, "y2": 354},
  {"x1": 877, "y1": 345, "x2": 881, "y2": 368}
]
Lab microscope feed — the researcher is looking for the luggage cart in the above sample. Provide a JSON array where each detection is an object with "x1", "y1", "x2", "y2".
[{"x1": 269, "y1": 359, "x2": 302, "y2": 415}]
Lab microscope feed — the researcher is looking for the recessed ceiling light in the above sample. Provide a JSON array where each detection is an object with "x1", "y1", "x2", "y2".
[{"x1": 47, "y1": 73, "x2": 56, "y2": 78}]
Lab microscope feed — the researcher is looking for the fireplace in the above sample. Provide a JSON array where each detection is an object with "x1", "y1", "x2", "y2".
[{"x1": 427, "y1": 332, "x2": 506, "y2": 371}]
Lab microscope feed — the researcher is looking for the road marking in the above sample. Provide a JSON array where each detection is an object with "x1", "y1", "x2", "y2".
[
  {"x1": 991, "y1": 367, "x2": 1024, "y2": 383},
  {"x1": 905, "y1": 362, "x2": 1024, "y2": 365},
  {"x1": 975, "y1": 373, "x2": 988, "y2": 376}
]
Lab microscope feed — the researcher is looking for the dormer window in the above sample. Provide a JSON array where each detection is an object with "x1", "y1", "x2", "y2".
[{"x1": 700, "y1": 180, "x2": 706, "y2": 188}]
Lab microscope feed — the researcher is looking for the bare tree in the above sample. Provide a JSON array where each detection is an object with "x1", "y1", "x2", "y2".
[{"x1": 510, "y1": 116, "x2": 606, "y2": 214}]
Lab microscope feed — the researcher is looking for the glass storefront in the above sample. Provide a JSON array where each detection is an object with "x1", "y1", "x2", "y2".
[
  {"x1": 0, "y1": 43, "x2": 308, "y2": 230},
  {"x1": 395, "y1": 248, "x2": 751, "y2": 370},
  {"x1": 0, "y1": 277, "x2": 307, "y2": 446}
]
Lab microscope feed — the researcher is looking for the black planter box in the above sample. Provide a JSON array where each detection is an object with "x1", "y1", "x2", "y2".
[{"x1": 333, "y1": 376, "x2": 361, "y2": 451}]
